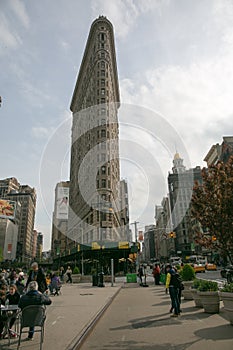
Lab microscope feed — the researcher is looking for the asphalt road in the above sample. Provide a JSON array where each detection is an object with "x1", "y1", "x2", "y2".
[{"x1": 195, "y1": 269, "x2": 226, "y2": 285}]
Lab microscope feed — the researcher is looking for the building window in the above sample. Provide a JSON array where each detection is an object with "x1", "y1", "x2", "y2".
[
  {"x1": 99, "y1": 33, "x2": 105, "y2": 41},
  {"x1": 101, "y1": 166, "x2": 106, "y2": 174},
  {"x1": 101, "y1": 179, "x2": 106, "y2": 188},
  {"x1": 101, "y1": 129, "x2": 106, "y2": 137},
  {"x1": 101, "y1": 153, "x2": 106, "y2": 161},
  {"x1": 101, "y1": 89, "x2": 105, "y2": 95},
  {"x1": 101, "y1": 61, "x2": 105, "y2": 68},
  {"x1": 101, "y1": 70, "x2": 105, "y2": 77},
  {"x1": 101, "y1": 212, "x2": 106, "y2": 221}
]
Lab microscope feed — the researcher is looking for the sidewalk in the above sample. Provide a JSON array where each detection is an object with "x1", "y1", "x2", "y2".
[
  {"x1": 1, "y1": 280, "x2": 233, "y2": 350},
  {"x1": 81, "y1": 283, "x2": 233, "y2": 350}
]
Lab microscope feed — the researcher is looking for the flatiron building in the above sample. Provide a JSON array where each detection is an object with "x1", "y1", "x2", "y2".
[{"x1": 68, "y1": 16, "x2": 123, "y2": 245}]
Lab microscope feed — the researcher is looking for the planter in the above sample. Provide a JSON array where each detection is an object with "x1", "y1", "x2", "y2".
[
  {"x1": 71, "y1": 274, "x2": 81, "y2": 283},
  {"x1": 191, "y1": 288, "x2": 203, "y2": 308},
  {"x1": 220, "y1": 292, "x2": 233, "y2": 325},
  {"x1": 198, "y1": 291, "x2": 220, "y2": 313},
  {"x1": 182, "y1": 281, "x2": 194, "y2": 300}
]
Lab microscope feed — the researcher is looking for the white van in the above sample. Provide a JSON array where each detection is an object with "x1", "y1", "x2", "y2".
[{"x1": 170, "y1": 256, "x2": 182, "y2": 266}]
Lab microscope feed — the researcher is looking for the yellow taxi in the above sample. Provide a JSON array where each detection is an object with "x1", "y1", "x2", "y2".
[
  {"x1": 205, "y1": 263, "x2": 217, "y2": 271},
  {"x1": 193, "y1": 263, "x2": 205, "y2": 273}
]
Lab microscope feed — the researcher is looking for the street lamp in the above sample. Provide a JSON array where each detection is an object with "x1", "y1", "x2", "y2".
[{"x1": 81, "y1": 228, "x2": 84, "y2": 276}]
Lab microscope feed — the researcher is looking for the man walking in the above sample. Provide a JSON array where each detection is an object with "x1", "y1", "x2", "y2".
[
  {"x1": 26, "y1": 262, "x2": 48, "y2": 294},
  {"x1": 165, "y1": 264, "x2": 181, "y2": 317}
]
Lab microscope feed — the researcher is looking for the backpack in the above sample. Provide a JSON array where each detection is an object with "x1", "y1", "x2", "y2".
[{"x1": 172, "y1": 272, "x2": 184, "y2": 290}]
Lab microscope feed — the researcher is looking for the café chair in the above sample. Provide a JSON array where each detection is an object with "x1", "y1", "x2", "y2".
[{"x1": 17, "y1": 305, "x2": 46, "y2": 350}]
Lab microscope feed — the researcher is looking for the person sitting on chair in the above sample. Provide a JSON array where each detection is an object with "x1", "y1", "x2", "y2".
[
  {"x1": 5, "y1": 285, "x2": 20, "y2": 338},
  {"x1": 18, "y1": 281, "x2": 52, "y2": 341}
]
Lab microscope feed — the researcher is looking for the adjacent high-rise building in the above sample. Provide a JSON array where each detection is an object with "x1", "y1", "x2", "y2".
[
  {"x1": 51, "y1": 181, "x2": 72, "y2": 258},
  {"x1": 68, "y1": 16, "x2": 124, "y2": 245},
  {"x1": 167, "y1": 153, "x2": 202, "y2": 257},
  {"x1": 0, "y1": 177, "x2": 36, "y2": 263},
  {"x1": 204, "y1": 136, "x2": 233, "y2": 166}
]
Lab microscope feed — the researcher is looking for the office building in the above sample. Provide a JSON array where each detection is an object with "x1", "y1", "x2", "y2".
[{"x1": 68, "y1": 16, "x2": 123, "y2": 245}]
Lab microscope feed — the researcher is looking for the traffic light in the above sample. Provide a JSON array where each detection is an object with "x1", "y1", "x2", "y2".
[
  {"x1": 169, "y1": 231, "x2": 176, "y2": 238},
  {"x1": 212, "y1": 235, "x2": 217, "y2": 241}
]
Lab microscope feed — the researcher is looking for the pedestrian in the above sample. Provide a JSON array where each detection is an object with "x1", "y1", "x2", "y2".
[
  {"x1": 50, "y1": 272, "x2": 61, "y2": 295},
  {"x1": 65, "y1": 266, "x2": 73, "y2": 283},
  {"x1": 16, "y1": 271, "x2": 25, "y2": 295},
  {"x1": 152, "y1": 264, "x2": 161, "y2": 285},
  {"x1": 137, "y1": 265, "x2": 144, "y2": 285},
  {"x1": 5, "y1": 285, "x2": 20, "y2": 338},
  {"x1": 0, "y1": 275, "x2": 9, "y2": 339},
  {"x1": 165, "y1": 264, "x2": 181, "y2": 317},
  {"x1": 18, "y1": 281, "x2": 52, "y2": 341},
  {"x1": 26, "y1": 262, "x2": 48, "y2": 294},
  {"x1": 0, "y1": 273, "x2": 8, "y2": 289},
  {"x1": 8, "y1": 270, "x2": 17, "y2": 285},
  {"x1": 59, "y1": 266, "x2": 65, "y2": 283}
]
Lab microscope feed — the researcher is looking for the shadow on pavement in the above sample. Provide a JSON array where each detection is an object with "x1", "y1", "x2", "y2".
[{"x1": 195, "y1": 324, "x2": 233, "y2": 341}]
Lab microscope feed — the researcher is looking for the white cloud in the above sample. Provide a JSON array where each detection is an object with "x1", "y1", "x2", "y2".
[
  {"x1": 120, "y1": 41, "x2": 233, "y2": 167},
  {"x1": 91, "y1": 0, "x2": 139, "y2": 38},
  {"x1": 91, "y1": 0, "x2": 171, "y2": 39},
  {"x1": 31, "y1": 126, "x2": 55, "y2": 139},
  {"x1": 9, "y1": 0, "x2": 30, "y2": 29},
  {"x1": 60, "y1": 40, "x2": 70, "y2": 51},
  {"x1": 0, "y1": 13, "x2": 22, "y2": 51}
]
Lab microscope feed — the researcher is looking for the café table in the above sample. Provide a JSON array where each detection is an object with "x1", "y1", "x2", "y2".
[{"x1": 0, "y1": 304, "x2": 20, "y2": 346}]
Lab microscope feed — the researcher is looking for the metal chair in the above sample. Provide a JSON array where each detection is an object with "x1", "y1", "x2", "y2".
[{"x1": 17, "y1": 305, "x2": 46, "y2": 350}]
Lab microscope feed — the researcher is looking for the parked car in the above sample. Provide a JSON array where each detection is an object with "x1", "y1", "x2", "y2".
[
  {"x1": 220, "y1": 265, "x2": 233, "y2": 282},
  {"x1": 205, "y1": 263, "x2": 217, "y2": 271}
]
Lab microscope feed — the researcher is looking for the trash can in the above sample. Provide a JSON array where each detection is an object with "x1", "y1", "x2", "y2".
[
  {"x1": 160, "y1": 273, "x2": 166, "y2": 285},
  {"x1": 92, "y1": 274, "x2": 98, "y2": 286},
  {"x1": 126, "y1": 273, "x2": 137, "y2": 283},
  {"x1": 98, "y1": 272, "x2": 105, "y2": 287}
]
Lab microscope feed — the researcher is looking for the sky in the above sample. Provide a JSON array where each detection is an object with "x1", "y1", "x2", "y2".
[{"x1": 1, "y1": 0, "x2": 233, "y2": 250}]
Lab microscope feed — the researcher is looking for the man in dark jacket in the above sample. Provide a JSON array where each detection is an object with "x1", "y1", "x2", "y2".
[
  {"x1": 26, "y1": 262, "x2": 48, "y2": 294},
  {"x1": 19, "y1": 281, "x2": 52, "y2": 340},
  {"x1": 165, "y1": 264, "x2": 181, "y2": 317}
]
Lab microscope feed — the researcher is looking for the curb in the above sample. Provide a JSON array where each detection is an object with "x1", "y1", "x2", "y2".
[{"x1": 65, "y1": 286, "x2": 122, "y2": 350}]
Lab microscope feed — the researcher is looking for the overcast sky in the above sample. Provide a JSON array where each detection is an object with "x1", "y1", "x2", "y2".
[{"x1": 1, "y1": 0, "x2": 233, "y2": 250}]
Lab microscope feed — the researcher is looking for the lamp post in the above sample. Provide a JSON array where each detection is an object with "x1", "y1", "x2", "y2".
[{"x1": 81, "y1": 228, "x2": 84, "y2": 276}]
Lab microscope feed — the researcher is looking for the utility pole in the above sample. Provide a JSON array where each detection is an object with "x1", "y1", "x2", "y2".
[
  {"x1": 130, "y1": 221, "x2": 140, "y2": 269},
  {"x1": 130, "y1": 221, "x2": 139, "y2": 242}
]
